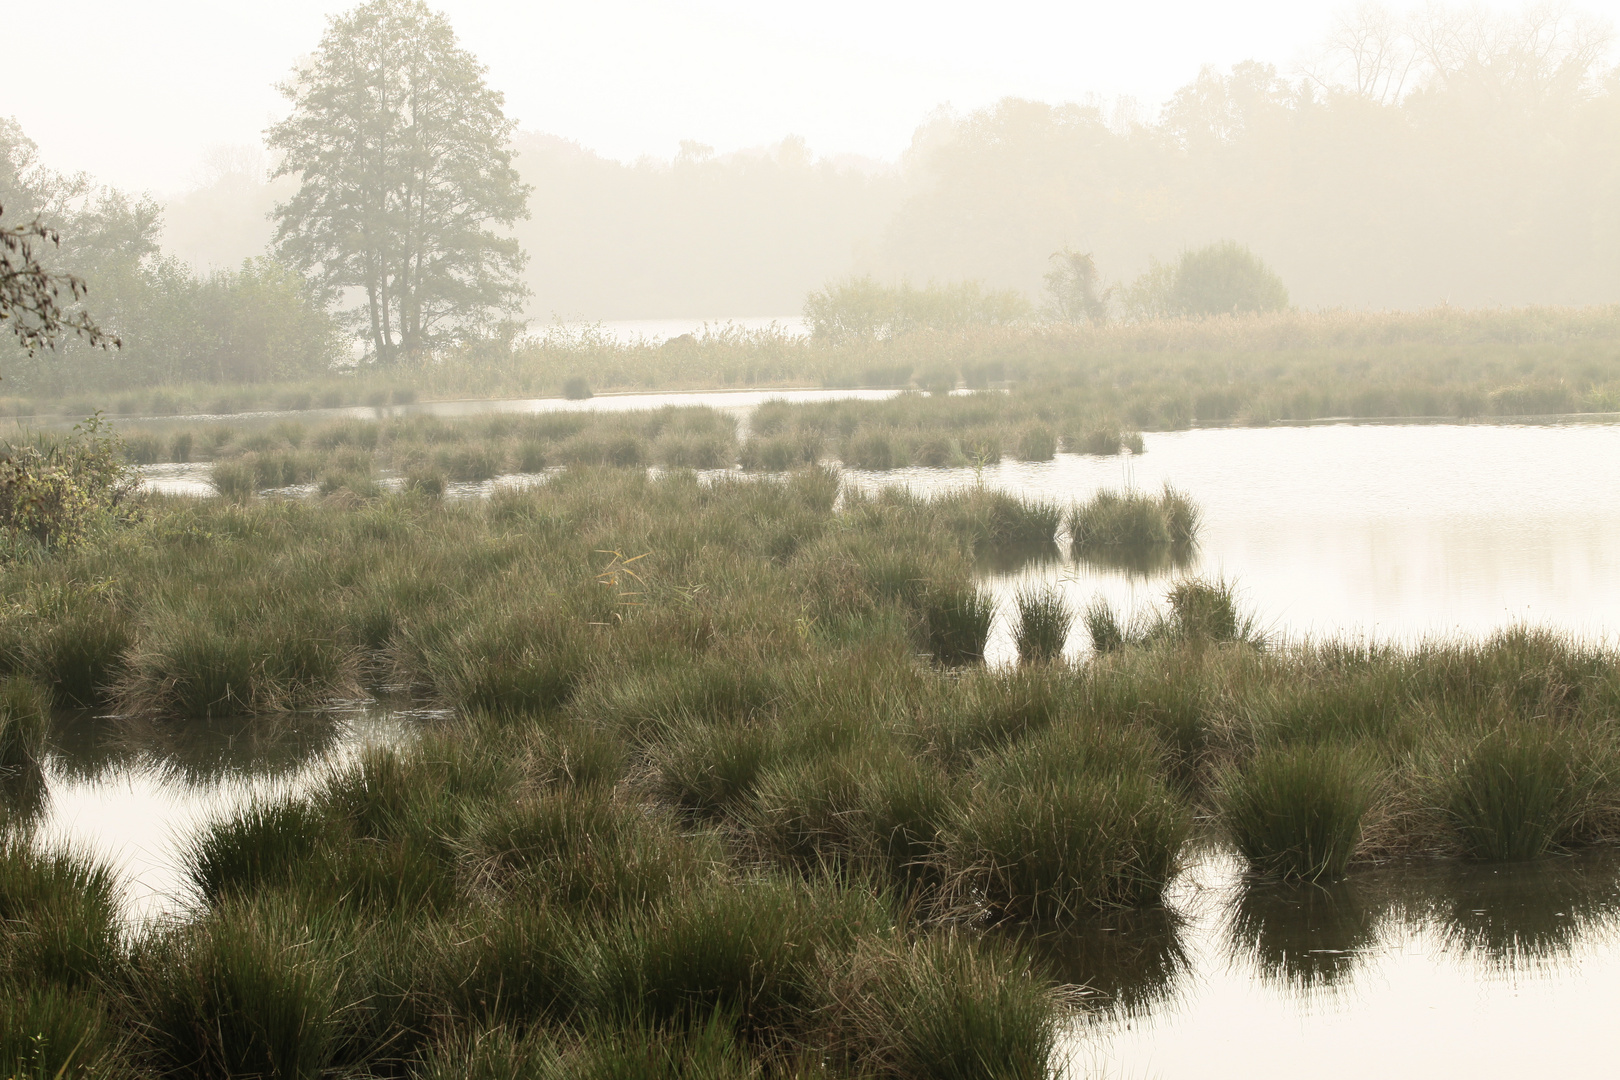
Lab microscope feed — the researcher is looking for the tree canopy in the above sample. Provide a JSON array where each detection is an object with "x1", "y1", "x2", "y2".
[{"x1": 268, "y1": 0, "x2": 531, "y2": 364}]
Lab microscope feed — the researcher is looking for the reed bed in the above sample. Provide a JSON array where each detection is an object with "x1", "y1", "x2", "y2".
[
  {"x1": 5, "y1": 460, "x2": 1620, "y2": 1076},
  {"x1": 8, "y1": 303, "x2": 1620, "y2": 427}
]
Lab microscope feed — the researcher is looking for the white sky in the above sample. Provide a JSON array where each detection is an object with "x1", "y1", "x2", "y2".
[{"x1": 9, "y1": 0, "x2": 1619, "y2": 195}]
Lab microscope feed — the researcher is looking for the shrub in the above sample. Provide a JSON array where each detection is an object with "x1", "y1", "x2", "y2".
[
  {"x1": 0, "y1": 416, "x2": 137, "y2": 552},
  {"x1": 562, "y1": 376, "x2": 594, "y2": 400},
  {"x1": 1218, "y1": 744, "x2": 1376, "y2": 880}
]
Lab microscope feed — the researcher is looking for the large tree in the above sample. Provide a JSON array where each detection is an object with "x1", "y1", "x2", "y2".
[{"x1": 268, "y1": 0, "x2": 530, "y2": 363}]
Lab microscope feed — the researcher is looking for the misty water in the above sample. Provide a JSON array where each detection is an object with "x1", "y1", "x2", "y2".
[{"x1": 844, "y1": 419, "x2": 1620, "y2": 665}]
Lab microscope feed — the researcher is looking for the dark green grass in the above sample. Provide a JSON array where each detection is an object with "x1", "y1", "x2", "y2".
[
  {"x1": 1447, "y1": 726, "x2": 1584, "y2": 861},
  {"x1": 0, "y1": 986, "x2": 128, "y2": 1080},
  {"x1": 0, "y1": 838, "x2": 123, "y2": 990},
  {"x1": 129, "y1": 892, "x2": 363, "y2": 1080},
  {"x1": 1218, "y1": 744, "x2": 1377, "y2": 881},
  {"x1": 947, "y1": 724, "x2": 1191, "y2": 918}
]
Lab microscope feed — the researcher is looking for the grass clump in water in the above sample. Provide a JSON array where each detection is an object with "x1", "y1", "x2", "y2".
[
  {"x1": 946, "y1": 724, "x2": 1189, "y2": 919},
  {"x1": 1069, "y1": 483, "x2": 1199, "y2": 554},
  {"x1": 1012, "y1": 585, "x2": 1072, "y2": 664},
  {"x1": 917, "y1": 583, "x2": 995, "y2": 666},
  {"x1": 1447, "y1": 726, "x2": 1584, "y2": 861},
  {"x1": 1218, "y1": 744, "x2": 1377, "y2": 881},
  {"x1": 1082, "y1": 577, "x2": 1263, "y2": 653}
]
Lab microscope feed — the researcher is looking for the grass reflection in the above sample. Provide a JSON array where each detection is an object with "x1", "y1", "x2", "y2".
[
  {"x1": 1224, "y1": 875, "x2": 1392, "y2": 992},
  {"x1": 1401, "y1": 853, "x2": 1620, "y2": 972},
  {"x1": 998, "y1": 906, "x2": 1190, "y2": 1019},
  {"x1": 45, "y1": 709, "x2": 350, "y2": 789}
]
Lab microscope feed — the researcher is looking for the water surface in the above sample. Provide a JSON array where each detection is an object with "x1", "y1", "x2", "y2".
[
  {"x1": 26, "y1": 702, "x2": 426, "y2": 921},
  {"x1": 1058, "y1": 847, "x2": 1620, "y2": 1079},
  {"x1": 844, "y1": 421, "x2": 1620, "y2": 662}
]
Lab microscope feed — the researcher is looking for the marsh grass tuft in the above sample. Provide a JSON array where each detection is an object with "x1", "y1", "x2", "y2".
[
  {"x1": 1069, "y1": 484, "x2": 1199, "y2": 553},
  {"x1": 948, "y1": 724, "x2": 1190, "y2": 918},
  {"x1": 0, "y1": 838, "x2": 123, "y2": 989},
  {"x1": 1013, "y1": 585, "x2": 1072, "y2": 664},
  {"x1": 1448, "y1": 726, "x2": 1582, "y2": 860},
  {"x1": 131, "y1": 893, "x2": 360, "y2": 1080},
  {"x1": 1218, "y1": 744, "x2": 1376, "y2": 881},
  {"x1": 918, "y1": 584, "x2": 995, "y2": 666}
]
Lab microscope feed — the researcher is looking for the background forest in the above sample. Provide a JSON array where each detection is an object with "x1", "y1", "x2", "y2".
[{"x1": 2, "y1": 1, "x2": 1618, "y2": 391}]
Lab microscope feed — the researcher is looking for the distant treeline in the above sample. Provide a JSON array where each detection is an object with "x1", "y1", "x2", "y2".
[
  {"x1": 476, "y1": 3, "x2": 1620, "y2": 316},
  {"x1": 5, "y1": 1, "x2": 1620, "y2": 393}
]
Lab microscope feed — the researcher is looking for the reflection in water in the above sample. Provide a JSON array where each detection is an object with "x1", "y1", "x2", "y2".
[
  {"x1": 1070, "y1": 539, "x2": 1198, "y2": 579},
  {"x1": 1069, "y1": 847, "x2": 1620, "y2": 1080},
  {"x1": 1397, "y1": 855, "x2": 1620, "y2": 971},
  {"x1": 976, "y1": 539, "x2": 1063, "y2": 576},
  {"x1": 1225, "y1": 875, "x2": 1391, "y2": 992},
  {"x1": 0, "y1": 757, "x2": 47, "y2": 829},
  {"x1": 46, "y1": 709, "x2": 350, "y2": 788},
  {"x1": 1008, "y1": 906, "x2": 1190, "y2": 1019},
  {"x1": 31, "y1": 702, "x2": 421, "y2": 921}
]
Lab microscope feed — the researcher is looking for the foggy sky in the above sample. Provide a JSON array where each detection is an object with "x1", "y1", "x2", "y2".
[{"x1": 18, "y1": 0, "x2": 1613, "y2": 195}]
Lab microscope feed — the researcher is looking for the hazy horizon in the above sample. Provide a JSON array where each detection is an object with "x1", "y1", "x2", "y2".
[{"x1": 16, "y1": 0, "x2": 1619, "y2": 197}]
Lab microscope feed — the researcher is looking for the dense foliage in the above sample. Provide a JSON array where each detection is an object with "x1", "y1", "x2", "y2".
[{"x1": 268, "y1": 0, "x2": 531, "y2": 362}]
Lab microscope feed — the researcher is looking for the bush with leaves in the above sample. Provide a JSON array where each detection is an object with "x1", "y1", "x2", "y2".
[{"x1": 0, "y1": 415, "x2": 137, "y2": 554}]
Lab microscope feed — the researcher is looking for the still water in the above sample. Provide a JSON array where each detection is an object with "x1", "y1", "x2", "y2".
[
  {"x1": 29, "y1": 702, "x2": 427, "y2": 922},
  {"x1": 842, "y1": 421, "x2": 1620, "y2": 663},
  {"x1": 1053, "y1": 848, "x2": 1620, "y2": 1078}
]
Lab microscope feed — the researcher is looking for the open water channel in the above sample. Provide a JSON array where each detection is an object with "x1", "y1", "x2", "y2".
[{"x1": 23, "y1": 391, "x2": 1620, "y2": 1077}]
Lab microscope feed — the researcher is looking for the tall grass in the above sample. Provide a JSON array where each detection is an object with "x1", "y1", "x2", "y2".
[
  {"x1": 1447, "y1": 727, "x2": 1583, "y2": 860},
  {"x1": 130, "y1": 893, "x2": 362, "y2": 1080},
  {"x1": 947, "y1": 724, "x2": 1190, "y2": 918},
  {"x1": 0, "y1": 838, "x2": 123, "y2": 990},
  {"x1": 1218, "y1": 744, "x2": 1377, "y2": 881},
  {"x1": 1069, "y1": 484, "x2": 1200, "y2": 551},
  {"x1": 1012, "y1": 585, "x2": 1072, "y2": 664}
]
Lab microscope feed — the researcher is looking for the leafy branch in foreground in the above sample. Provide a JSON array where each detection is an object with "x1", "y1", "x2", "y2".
[{"x1": 0, "y1": 203, "x2": 119, "y2": 356}]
